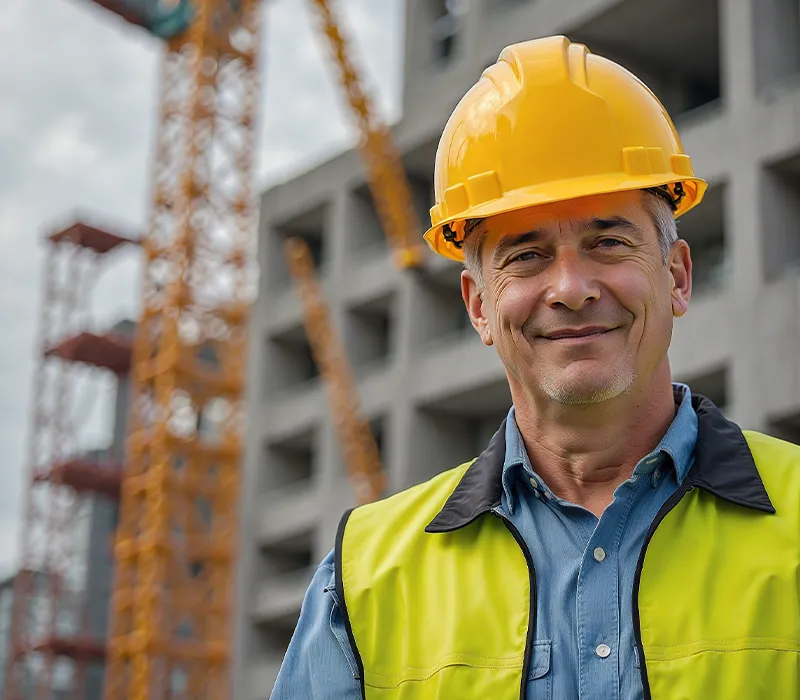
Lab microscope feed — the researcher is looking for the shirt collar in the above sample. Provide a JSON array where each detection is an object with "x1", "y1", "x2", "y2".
[
  {"x1": 427, "y1": 391, "x2": 774, "y2": 534},
  {"x1": 646, "y1": 382, "x2": 697, "y2": 484},
  {"x1": 500, "y1": 406, "x2": 528, "y2": 510}
]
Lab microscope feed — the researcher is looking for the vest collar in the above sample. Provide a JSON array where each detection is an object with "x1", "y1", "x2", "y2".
[{"x1": 426, "y1": 393, "x2": 774, "y2": 534}]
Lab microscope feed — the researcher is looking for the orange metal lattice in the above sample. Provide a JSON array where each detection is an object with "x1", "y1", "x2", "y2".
[
  {"x1": 3, "y1": 223, "x2": 134, "y2": 700},
  {"x1": 309, "y1": 0, "x2": 424, "y2": 269},
  {"x1": 102, "y1": 1, "x2": 262, "y2": 698},
  {"x1": 284, "y1": 237, "x2": 385, "y2": 504}
]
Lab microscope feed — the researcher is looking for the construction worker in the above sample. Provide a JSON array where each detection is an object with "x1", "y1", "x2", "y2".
[{"x1": 271, "y1": 36, "x2": 800, "y2": 699}]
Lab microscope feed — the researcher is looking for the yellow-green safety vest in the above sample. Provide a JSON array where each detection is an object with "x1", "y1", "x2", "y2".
[{"x1": 336, "y1": 396, "x2": 800, "y2": 699}]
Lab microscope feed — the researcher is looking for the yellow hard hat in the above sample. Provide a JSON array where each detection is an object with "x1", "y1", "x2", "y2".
[{"x1": 424, "y1": 36, "x2": 708, "y2": 261}]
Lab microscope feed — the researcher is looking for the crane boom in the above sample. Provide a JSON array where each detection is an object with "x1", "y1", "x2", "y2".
[
  {"x1": 308, "y1": 0, "x2": 425, "y2": 269},
  {"x1": 284, "y1": 237, "x2": 385, "y2": 504}
]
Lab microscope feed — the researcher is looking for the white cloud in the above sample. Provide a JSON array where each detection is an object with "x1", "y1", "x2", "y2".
[
  {"x1": 0, "y1": 0, "x2": 403, "y2": 572},
  {"x1": 31, "y1": 113, "x2": 103, "y2": 172}
]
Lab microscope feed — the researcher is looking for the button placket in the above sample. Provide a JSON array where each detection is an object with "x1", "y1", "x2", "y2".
[{"x1": 576, "y1": 489, "x2": 630, "y2": 700}]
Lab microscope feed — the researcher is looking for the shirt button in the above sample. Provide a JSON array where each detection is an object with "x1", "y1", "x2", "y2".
[
  {"x1": 596, "y1": 644, "x2": 611, "y2": 659},
  {"x1": 529, "y1": 477, "x2": 538, "y2": 490},
  {"x1": 593, "y1": 547, "x2": 606, "y2": 563}
]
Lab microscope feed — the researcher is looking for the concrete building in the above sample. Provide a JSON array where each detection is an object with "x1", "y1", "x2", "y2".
[{"x1": 235, "y1": 0, "x2": 800, "y2": 696}]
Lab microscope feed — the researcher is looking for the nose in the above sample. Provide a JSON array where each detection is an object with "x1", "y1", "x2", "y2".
[{"x1": 544, "y1": 249, "x2": 600, "y2": 311}]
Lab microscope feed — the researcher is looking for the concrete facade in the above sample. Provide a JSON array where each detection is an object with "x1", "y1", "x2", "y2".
[{"x1": 235, "y1": 0, "x2": 800, "y2": 697}]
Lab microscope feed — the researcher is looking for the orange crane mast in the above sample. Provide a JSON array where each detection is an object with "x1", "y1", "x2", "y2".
[
  {"x1": 287, "y1": 0, "x2": 427, "y2": 504},
  {"x1": 284, "y1": 237, "x2": 385, "y2": 504},
  {"x1": 98, "y1": 1, "x2": 264, "y2": 698}
]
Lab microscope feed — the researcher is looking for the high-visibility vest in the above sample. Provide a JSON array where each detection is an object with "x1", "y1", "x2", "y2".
[{"x1": 336, "y1": 397, "x2": 800, "y2": 699}]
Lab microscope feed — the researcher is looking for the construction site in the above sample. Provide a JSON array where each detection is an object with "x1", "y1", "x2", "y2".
[{"x1": 3, "y1": 0, "x2": 800, "y2": 698}]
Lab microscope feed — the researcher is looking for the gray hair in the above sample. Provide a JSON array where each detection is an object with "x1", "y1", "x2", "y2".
[{"x1": 462, "y1": 190, "x2": 678, "y2": 290}]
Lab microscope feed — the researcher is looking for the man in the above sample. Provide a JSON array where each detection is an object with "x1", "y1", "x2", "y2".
[{"x1": 271, "y1": 36, "x2": 800, "y2": 700}]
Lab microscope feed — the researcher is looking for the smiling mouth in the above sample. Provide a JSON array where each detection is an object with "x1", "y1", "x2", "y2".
[{"x1": 543, "y1": 329, "x2": 613, "y2": 341}]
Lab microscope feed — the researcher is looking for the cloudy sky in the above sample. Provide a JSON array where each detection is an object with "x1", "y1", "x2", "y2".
[{"x1": 0, "y1": 0, "x2": 404, "y2": 574}]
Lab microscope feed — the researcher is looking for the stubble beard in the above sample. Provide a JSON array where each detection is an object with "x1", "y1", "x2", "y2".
[{"x1": 538, "y1": 357, "x2": 638, "y2": 406}]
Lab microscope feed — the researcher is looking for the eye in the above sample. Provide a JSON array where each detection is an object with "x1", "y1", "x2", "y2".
[
  {"x1": 595, "y1": 237, "x2": 627, "y2": 249},
  {"x1": 508, "y1": 250, "x2": 543, "y2": 263}
]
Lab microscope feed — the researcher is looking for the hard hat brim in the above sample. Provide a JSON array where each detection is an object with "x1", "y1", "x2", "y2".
[{"x1": 424, "y1": 174, "x2": 708, "y2": 262}]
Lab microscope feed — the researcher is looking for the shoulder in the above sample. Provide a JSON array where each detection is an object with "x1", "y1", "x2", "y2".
[
  {"x1": 743, "y1": 430, "x2": 800, "y2": 511},
  {"x1": 336, "y1": 460, "x2": 476, "y2": 583},
  {"x1": 341, "y1": 460, "x2": 474, "y2": 536},
  {"x1": 743, "y1": 430, "x2": 800, "y2": 467}
]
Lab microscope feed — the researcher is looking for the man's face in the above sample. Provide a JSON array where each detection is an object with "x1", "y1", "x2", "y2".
[{"x1": 462, "y1": 190, "x2": 692, "y2": 406}]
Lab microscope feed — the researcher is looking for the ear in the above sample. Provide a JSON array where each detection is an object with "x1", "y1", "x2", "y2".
[
  {"x1": 669, "y1": 240, "x2": 692, "y2": 318},
  {"x1": 461, "y1": 270, "x2": 493, "y2": 346}
]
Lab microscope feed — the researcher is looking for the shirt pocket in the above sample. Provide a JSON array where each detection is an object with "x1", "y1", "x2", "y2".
[{"x1": 526, "y1": 639, "x2": 552, "y2": 700}]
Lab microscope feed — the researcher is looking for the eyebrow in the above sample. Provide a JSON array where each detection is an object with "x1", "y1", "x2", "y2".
[
  {"x1": 588, "y1": 216, "x2": 645, "y2": 238},
  {"x1": 491, "y1": 215, "x2": 645, "y2": 264}
]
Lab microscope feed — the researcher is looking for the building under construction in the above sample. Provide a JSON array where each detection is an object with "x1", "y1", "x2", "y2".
[
  {"x1": 234, "y1": 0, "x2": 800, "y2": 696},
  {"x1": 2, "y1": 221, "x2": 137, "y2": 700}
]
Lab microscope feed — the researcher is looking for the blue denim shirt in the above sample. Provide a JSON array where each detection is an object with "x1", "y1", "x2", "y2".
[{"x1": 270, "y1": 384, "x2": 698, "y2": 699}]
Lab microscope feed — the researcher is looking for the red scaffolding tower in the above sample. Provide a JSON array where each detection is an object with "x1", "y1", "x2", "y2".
[{"x1": 3, "y1": 221, "x2": 138, "y2": 700}]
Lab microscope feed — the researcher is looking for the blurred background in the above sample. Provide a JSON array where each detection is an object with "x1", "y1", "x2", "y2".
[{"x1": 1, "y1": 0, "x2": 800, "y2": 698}]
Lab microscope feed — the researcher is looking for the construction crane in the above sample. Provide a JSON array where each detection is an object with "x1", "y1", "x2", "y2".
[
  {"x1": 100, "y1": 0, "x2": 262, "y2": 696},
  {"x1": 286, "y1": 0, "x2": 425, "y2": 506},
  {"x1": 284, "y1": 237, "x2": 385, "y2": 504},
  {"x1": 308, "y1": 0, "x2": 425, "y2": 268},
  {"x1": 5, "y1": 0, "x2": 424, "y2": 697},
  {"x1": 284, "y1": 0, "x2": 426, "y2": 504},
  {"x1": 6, "y1": 1, "x2": 262, "y2": 698}
]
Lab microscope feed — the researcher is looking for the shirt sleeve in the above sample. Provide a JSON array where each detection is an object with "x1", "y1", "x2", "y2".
[{"x1": 269, "y1": 548, "x2": 361, "y2": 700}]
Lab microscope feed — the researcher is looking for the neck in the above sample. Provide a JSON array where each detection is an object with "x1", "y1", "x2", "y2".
[{"x1": 511, "y1": 363, "x2": 677, "y2": 517}]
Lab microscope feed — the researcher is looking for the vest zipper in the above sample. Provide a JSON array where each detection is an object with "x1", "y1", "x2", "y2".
[
  {"x1": 632, "y1": 482, "x2": 695, "y2": 700},
  {"x1": 493, "y1": 509, "x2": 537, "y2": 700}
]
